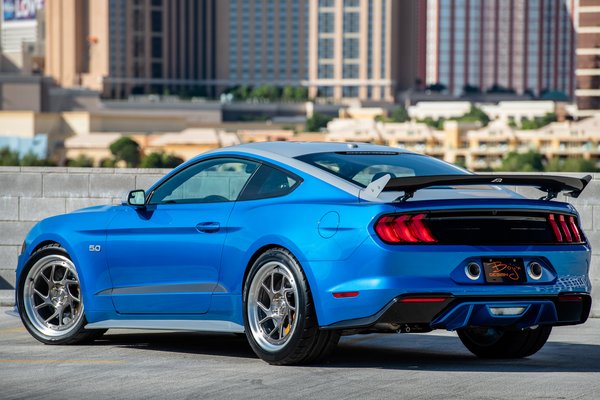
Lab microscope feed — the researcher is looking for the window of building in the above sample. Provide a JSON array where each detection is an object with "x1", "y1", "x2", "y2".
[
  {"x1": 151, "y1": 11, "x2": 162, "y2": 33},
  {"x1": 151, "y1": 37, "x2": 162, "y2": 59},
  {"x1": 318, "y1": 11, "x2": 335, "y2": 33},
  {"x1": 318, "y1": 64, "x2": 334, "y2": 79},
  {"x1": 343, "y1": 38, "x2": 359, "y2": 59},
  {"x1": 342, "y1": 86, "x2": 359, "y2": 97},
  {"x1": 319, "y1": 38, "x2": 334, "y2": 59},
  {"x1": 343, "y1": 64, "x2": 359, "y2": 78},
  {"x1": 343, "y1": 12, "x2": 359, "y2": 33}
]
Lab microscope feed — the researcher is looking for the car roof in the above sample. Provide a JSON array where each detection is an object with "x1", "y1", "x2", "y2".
[{"x1": 208, "y1": 141, "x2": 413, "y2": 159}]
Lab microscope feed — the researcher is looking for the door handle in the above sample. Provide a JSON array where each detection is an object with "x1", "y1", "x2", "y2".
[{"x1": 195, "y1": 222, "x2": 220, "y2": 233}]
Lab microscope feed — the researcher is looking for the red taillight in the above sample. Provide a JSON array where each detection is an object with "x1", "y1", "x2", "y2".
[
  {"x1": 548, "y1": 213, "x2": 583, "y2": 243},
  {"x1": 410, "y1": 213, "x2": 437, "y2": 243},
  {"x1": 393, "y1": 215, "x2": 418, "y2": 243},
  {"x1": 548, "y1": 214, "x2": 563, "y2": 242},
  {"x1": 558, "y1": 214, "x2": 573, "y2": 242},
  {"x1": 568, "y1": 216, "x2": 582, "y2": 242},
  {"x1": 375, "y1": 213, "x2": 437, "y2": 244}
]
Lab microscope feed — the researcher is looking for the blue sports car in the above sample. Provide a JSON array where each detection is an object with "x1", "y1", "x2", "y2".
[{"x1": 16, "y1": 142, "x2": 592, "y2": 365}]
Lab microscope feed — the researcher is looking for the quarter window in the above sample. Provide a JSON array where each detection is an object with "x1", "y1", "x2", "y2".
[
  {"x1": 149, "y1": 158, "x2": 259, "y2": 204},
  {"x1": 239, "y1": 164, "x2": 300, "y2": 200}
]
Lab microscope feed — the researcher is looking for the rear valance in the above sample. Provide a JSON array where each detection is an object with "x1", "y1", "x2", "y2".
[{"x1": 382, "y1": 174, "x2": 592, "y2": 202}]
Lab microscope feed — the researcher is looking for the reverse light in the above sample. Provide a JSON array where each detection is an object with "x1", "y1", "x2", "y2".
[
  {"x1": 488, "y1": 306, "x2": 527, "y2": 316},
  {"x1": 375, "y1": 213, "x2": 437, "y2": 244}
]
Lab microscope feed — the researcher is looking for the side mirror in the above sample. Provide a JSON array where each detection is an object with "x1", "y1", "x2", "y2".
[{"x1": 127, "y1": 190, "x2": 146, "y2": 207}]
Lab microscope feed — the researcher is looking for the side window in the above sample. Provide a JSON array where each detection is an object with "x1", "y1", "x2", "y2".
[
  {"x1": 149, "y1": 158, "x2": 259, "y2": 204},
  {"x1": 239, "y1": 164, "x2": 300, "y2": 201}
]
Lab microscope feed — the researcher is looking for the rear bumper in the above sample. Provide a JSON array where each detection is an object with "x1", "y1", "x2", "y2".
[{"x1": 322, "y1": 293, "x2": 591, "y2": 332}]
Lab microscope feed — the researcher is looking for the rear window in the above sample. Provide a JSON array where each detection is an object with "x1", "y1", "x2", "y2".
[{"x1": 295, "y1": 151, "x2": 468, "y2": 187}]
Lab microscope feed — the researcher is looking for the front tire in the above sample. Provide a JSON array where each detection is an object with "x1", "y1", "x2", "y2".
[
  {"x1": 243, "y1": 248, "x2": 339, "y2": 365},
  {"x1": 458, "y1": 325, "x2": 552, "y2": 358},
  {"x1": 18, "y1": 244, "x2": 106, "y2": 345}
]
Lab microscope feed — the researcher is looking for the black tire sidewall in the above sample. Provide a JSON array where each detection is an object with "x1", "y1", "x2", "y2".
[
  {"x1": 243, "y1": 248, "x2": 312, "y2": 363},
  {"x1": 18, "y1": 246, "x2": 88, "y2": 345}
]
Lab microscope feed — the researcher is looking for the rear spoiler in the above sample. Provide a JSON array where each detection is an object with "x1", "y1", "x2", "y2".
[{"x1": 361, "y1": 174, "x2": 592, "y2": 202}]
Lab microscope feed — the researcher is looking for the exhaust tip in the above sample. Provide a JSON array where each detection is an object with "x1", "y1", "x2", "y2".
[
  {"x1": 528, "y1": 262, "x2": 543, "y2": 280},
  {"x1": 465, "y1": 262, "x2": 481, "y2": 280}
]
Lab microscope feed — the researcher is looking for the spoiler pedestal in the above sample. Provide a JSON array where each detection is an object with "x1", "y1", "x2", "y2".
[{"x1": 363, "y1": 174, "x2": 592, "y2": 202}]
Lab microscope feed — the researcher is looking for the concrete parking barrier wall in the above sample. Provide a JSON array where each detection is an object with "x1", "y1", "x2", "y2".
[{"x1": 0, "y1": 167, "x2": 599, "y2": 317}]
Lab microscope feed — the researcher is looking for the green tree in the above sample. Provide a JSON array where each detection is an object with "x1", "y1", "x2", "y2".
[
  {"x1": 497, "y1": 150, "x2": 544, "y2": 172},
  {"x1": 545, "y1": 157, "x2": 598, "y2": 172},
  {"x1": 389, "y1": 106, "x2": 410, "y2": 123},
  {"x1": 305, "y1": 112, "x2": 333, "y2": 132},
  {"x1": 455, "y1": 105, "x2": 490, "y2": 127},
  {"x1": 520, "y1": 112, "x2": 557, "y2": 130},
  {"x1": 109, "y1": 137, "x2": 141, "y2": 167},
  {"x1": 0, "y1": 147, "x2": 20, "y2": 166},
  {"x1": 20, "y1": 152, "x2": 55, "y2": 166},
  {"x1": 67, "y1": 155, "x2": 94, "y2": 167},
  {"x1": 293, "y1": 87, "x2": 308, "y2": 101},
  {"x1": 250, "y1": 85, "x2": 280, "y2": 101},
  {"x1": 99, "y1": 158, "x2": 117, "y2": 168},
  {"x1": 418, "y1": 117, "x2": 446, "y2": 130},
  {"x1": 140, "y1": 152, "x2": 184, "y2": 168}
]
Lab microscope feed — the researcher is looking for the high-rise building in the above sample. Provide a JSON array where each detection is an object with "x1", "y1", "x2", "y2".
[
  {"x1": 215, "y1": 0, "x2": 310, "y2": 89},
  {"x1": 575, "y1": 0, "x2": 600, "y2": 116},
  {"x1": 45, "y1": 0, "x2": 417, "y2": 101},
  {"x1": 46, "y1": 0, "x2": 216, "y2": 98},
  {"x1": 421, "y1": 0, "x2": 577, "y2": 98}
]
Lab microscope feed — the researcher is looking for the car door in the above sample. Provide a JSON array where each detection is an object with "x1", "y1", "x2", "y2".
[{"x1": 105, "y1": 157, "x2": 259, "y2": 314}]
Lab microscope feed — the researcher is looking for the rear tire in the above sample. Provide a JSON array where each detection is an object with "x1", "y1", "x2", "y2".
[
  {"x1": 458, "y1": 325, "x2": 552, "y2": 358},
  {"x1": 18, "y1": 244, "x2": 106, "y2": 345},
  {"x1": 243, "y1": 247, "x2": 340, "y2": 365}
]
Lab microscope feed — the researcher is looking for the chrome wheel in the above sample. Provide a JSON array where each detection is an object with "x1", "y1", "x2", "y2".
[
  {"x1": 23, "y1": 254, "x2": 84, "y2": 337},
  {"x1": 247, "y1": 261, "x2": 299, "y2": 352}
]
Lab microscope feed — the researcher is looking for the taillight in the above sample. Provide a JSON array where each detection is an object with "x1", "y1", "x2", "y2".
[
  {"x1": 568, "y1": 216, "x2": 582, "y2": 242},
  {"x1": 375, "y1": 213, "x2": 437, "y2": 244},
  {"x1": 548, "y1": 213, "x2": 583, "y2": 243}
]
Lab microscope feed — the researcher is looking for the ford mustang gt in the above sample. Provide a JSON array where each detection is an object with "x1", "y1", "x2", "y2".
[{"x1": 16, "y1": 142, "x2": 592, "y2": 364}]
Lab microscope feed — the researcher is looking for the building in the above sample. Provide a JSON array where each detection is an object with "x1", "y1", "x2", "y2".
[
  {"x1": 307, "y1": 0, "x2": 416, "y2": 101},
  {"x1": 575, "y1": 0, "x2": 600, "y2": 116},
  {"x1": 44, "y1": 0, "x2": 418, "y2": 102},
  {"x1": 45, "y1": 0, "x2": 217, "y2": 98},
  {"x1": 324, "y1": 113, "x2": 600, "y2": 171},
  {"x1": 421, "y1": 0, "x2": 577, "y2": 98},
  {"x1": 216, "y1": 0, "x2": 310, "y2": 92},
  {"x1": 0, "y1": 0, "x2": 45, "y2": 74}
]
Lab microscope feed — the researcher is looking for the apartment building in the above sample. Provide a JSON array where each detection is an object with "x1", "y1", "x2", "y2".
[
  {"x1": 325, "y1": 114, "x2": 600, "y2": 171},
  {"x1": 421, "y1": 0, "x2": 577, "y2": 98},
  {"x1": 575, "y1": 0, "x2": 600, "y2": 116}
]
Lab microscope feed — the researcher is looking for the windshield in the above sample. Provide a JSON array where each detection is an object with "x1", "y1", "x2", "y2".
[{"x1": 295, "y1": 151, "x2": 469, "y2": 188}]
